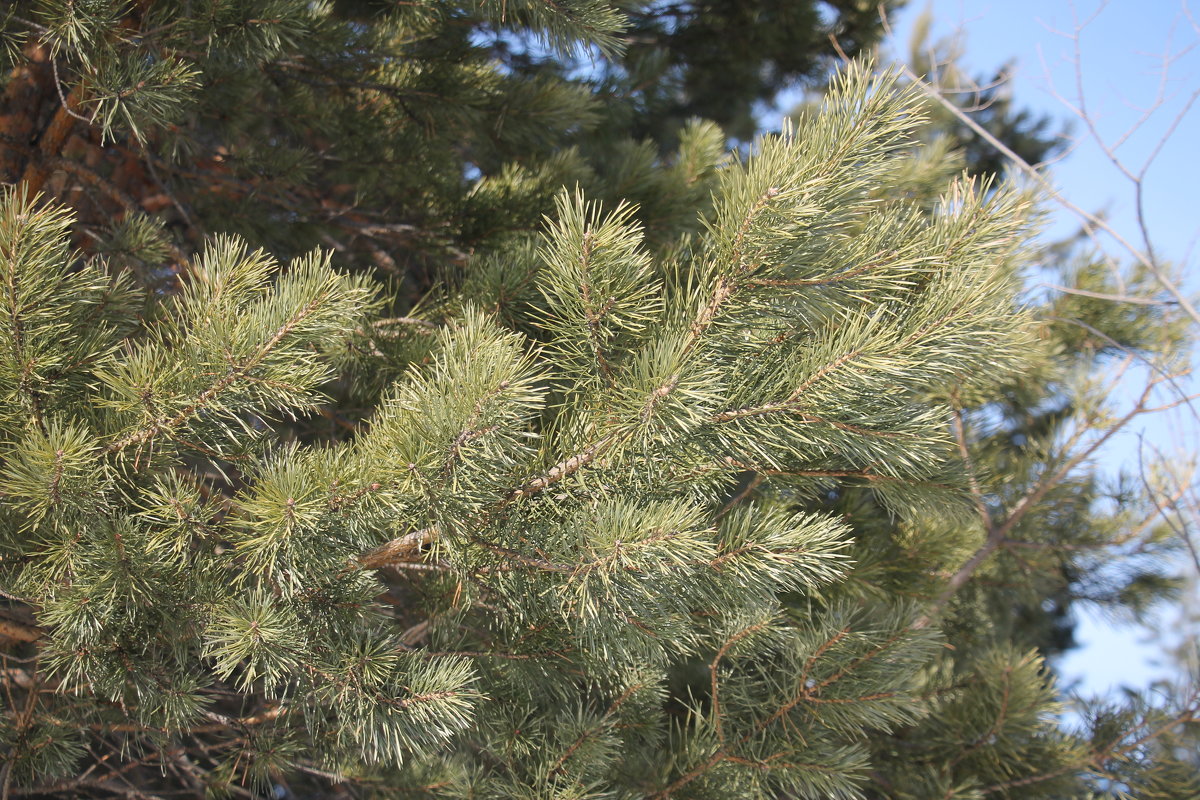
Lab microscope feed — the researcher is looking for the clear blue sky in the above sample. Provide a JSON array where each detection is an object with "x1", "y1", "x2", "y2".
[
  {"x1": 885, "y1": 1, "x2": 1200, "y2": 697},
  {"x1": 889, "y1": 0, "x2": 1200, "y2": 265}
]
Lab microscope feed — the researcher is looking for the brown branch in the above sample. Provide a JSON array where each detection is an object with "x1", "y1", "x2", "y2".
[
  {"x1": 915, "y1": 378, "x2": 1158, "y2": 629},
  {"x1": 947, "y1": 664, "x2": 1013, "y2": 770},
  {"x1": 0, "y1": 42, "x2": 53, "y2": 180},
  {"x1": 879, "y1": 5, "x2": 1200, "y2": 327},
  {"x1": 976, "y1": 697, "x2": 1200, "y2": 796},
  {"x1": 546, "y1": 682, "x2": 645, "y2": 779},
  {"x1": 709, "y1": 621, "x2": 771, "y2": 743},
  {"x1": 651, "y1": 624, "x2": 915, "y2": 799},
  {"x1": 372, "y1": 316, "x2": 439, "y2": 333},
  {"x1": 951, "y1": 396, "x2": 994, "y2": 535},
  {"x1": 714, "y1": 473, "x2": 764, "y2": 519},
  {"x1": 711, "y1": 406, "x2": 910, "y2": 441},
  {"x1": 718, "y1": 460, "x2": 956, "y2": 491},
  {"x1": 678, "y1": 187, "x2": 782, "y2": 359},
  {"x1": 509, "y1": 433, "x2": 618, "y2": 500},
  {"x1": 730, "y1": 187, "x2": 780, "y2": 272},
  {"x1": 0, "y1": 617, "x2": 42, "y2": 644},
  {"x1": 20, "y1": 85, "x2": 84, "y2": 194},
  {"x1": 358, "y1": 526, "x2": 436, "y2": 569}
]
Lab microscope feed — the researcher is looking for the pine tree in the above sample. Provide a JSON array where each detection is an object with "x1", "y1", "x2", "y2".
[
  {"x1": 1, "y1": 2, "x2": 1197, "y2": 798},
  {"x1": 780, "y1": 29, "x2": 1200, "y2": 798}
]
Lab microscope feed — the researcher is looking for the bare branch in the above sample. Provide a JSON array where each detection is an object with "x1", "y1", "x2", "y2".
[{"x1": 879, "y1": 4, "x2": 1200, "y2": 327}]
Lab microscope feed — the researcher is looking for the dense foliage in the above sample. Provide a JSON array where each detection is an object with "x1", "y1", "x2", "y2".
[{"x1": 1, "y1": 1, "x2": 1196, "y2": 798}]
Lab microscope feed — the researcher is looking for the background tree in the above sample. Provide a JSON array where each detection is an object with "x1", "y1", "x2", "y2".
[
  {"x1": 1, "y1": 1, "x2": 1197, "y2": 798},
  {"x1": 0, "y1": 0, "x2": 895, "y2": 292}
]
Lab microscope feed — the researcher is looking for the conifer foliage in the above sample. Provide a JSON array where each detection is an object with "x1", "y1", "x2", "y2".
[{"x1": 1, "y1": 1, "x2": 1197, "y2": 798}]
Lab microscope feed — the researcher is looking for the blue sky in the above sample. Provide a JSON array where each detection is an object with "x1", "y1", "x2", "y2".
[
  {"x1": 884, "y1": 1, "x2": 1200, "y2": 697},
  {"x1": 889, "y1": 0, "x2": 1200, "y2": 266}
]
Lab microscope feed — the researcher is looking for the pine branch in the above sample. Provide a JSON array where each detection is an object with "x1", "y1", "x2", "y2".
[
  {"x1": 709, "y1": 619, "x2": 773, "y2": 743},
  {"x1": 915, "y1": 378, "x2": 1159, "y2": 628},
  {"x1": 576, "y1": 229, "x2": 616, "y2": 385},
  {"x1": 652, "y1": 624, "x2": 916, "y2": 798},
  {"x1": 545, "y1": 681, "x2": 646, "y2": 779},
  {"x1": 358, "y1": 264, "x2": 734, "y2": 569},
  {"x1": 951, "y1": 395, "x2": 993, "y2": 533},
  {"x1": 884, "y1": 13, "x2": 1200, "y2": 327},
  {"x1": 105, "y1": 284, "x2": 336, "y2": 455}
]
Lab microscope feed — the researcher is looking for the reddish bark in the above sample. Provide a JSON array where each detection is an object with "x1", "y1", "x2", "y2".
[
  {"x1": 0, "y1": 42, "x2": 54, "y2": 182},
  {"x1": 20, "y1": 85, "x2": 85, "y2": 194}
]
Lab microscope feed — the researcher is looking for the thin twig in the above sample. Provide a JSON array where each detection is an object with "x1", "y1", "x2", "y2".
[{"x1": 878, "y1": 4, "x2": 1200, "y2": 327}]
